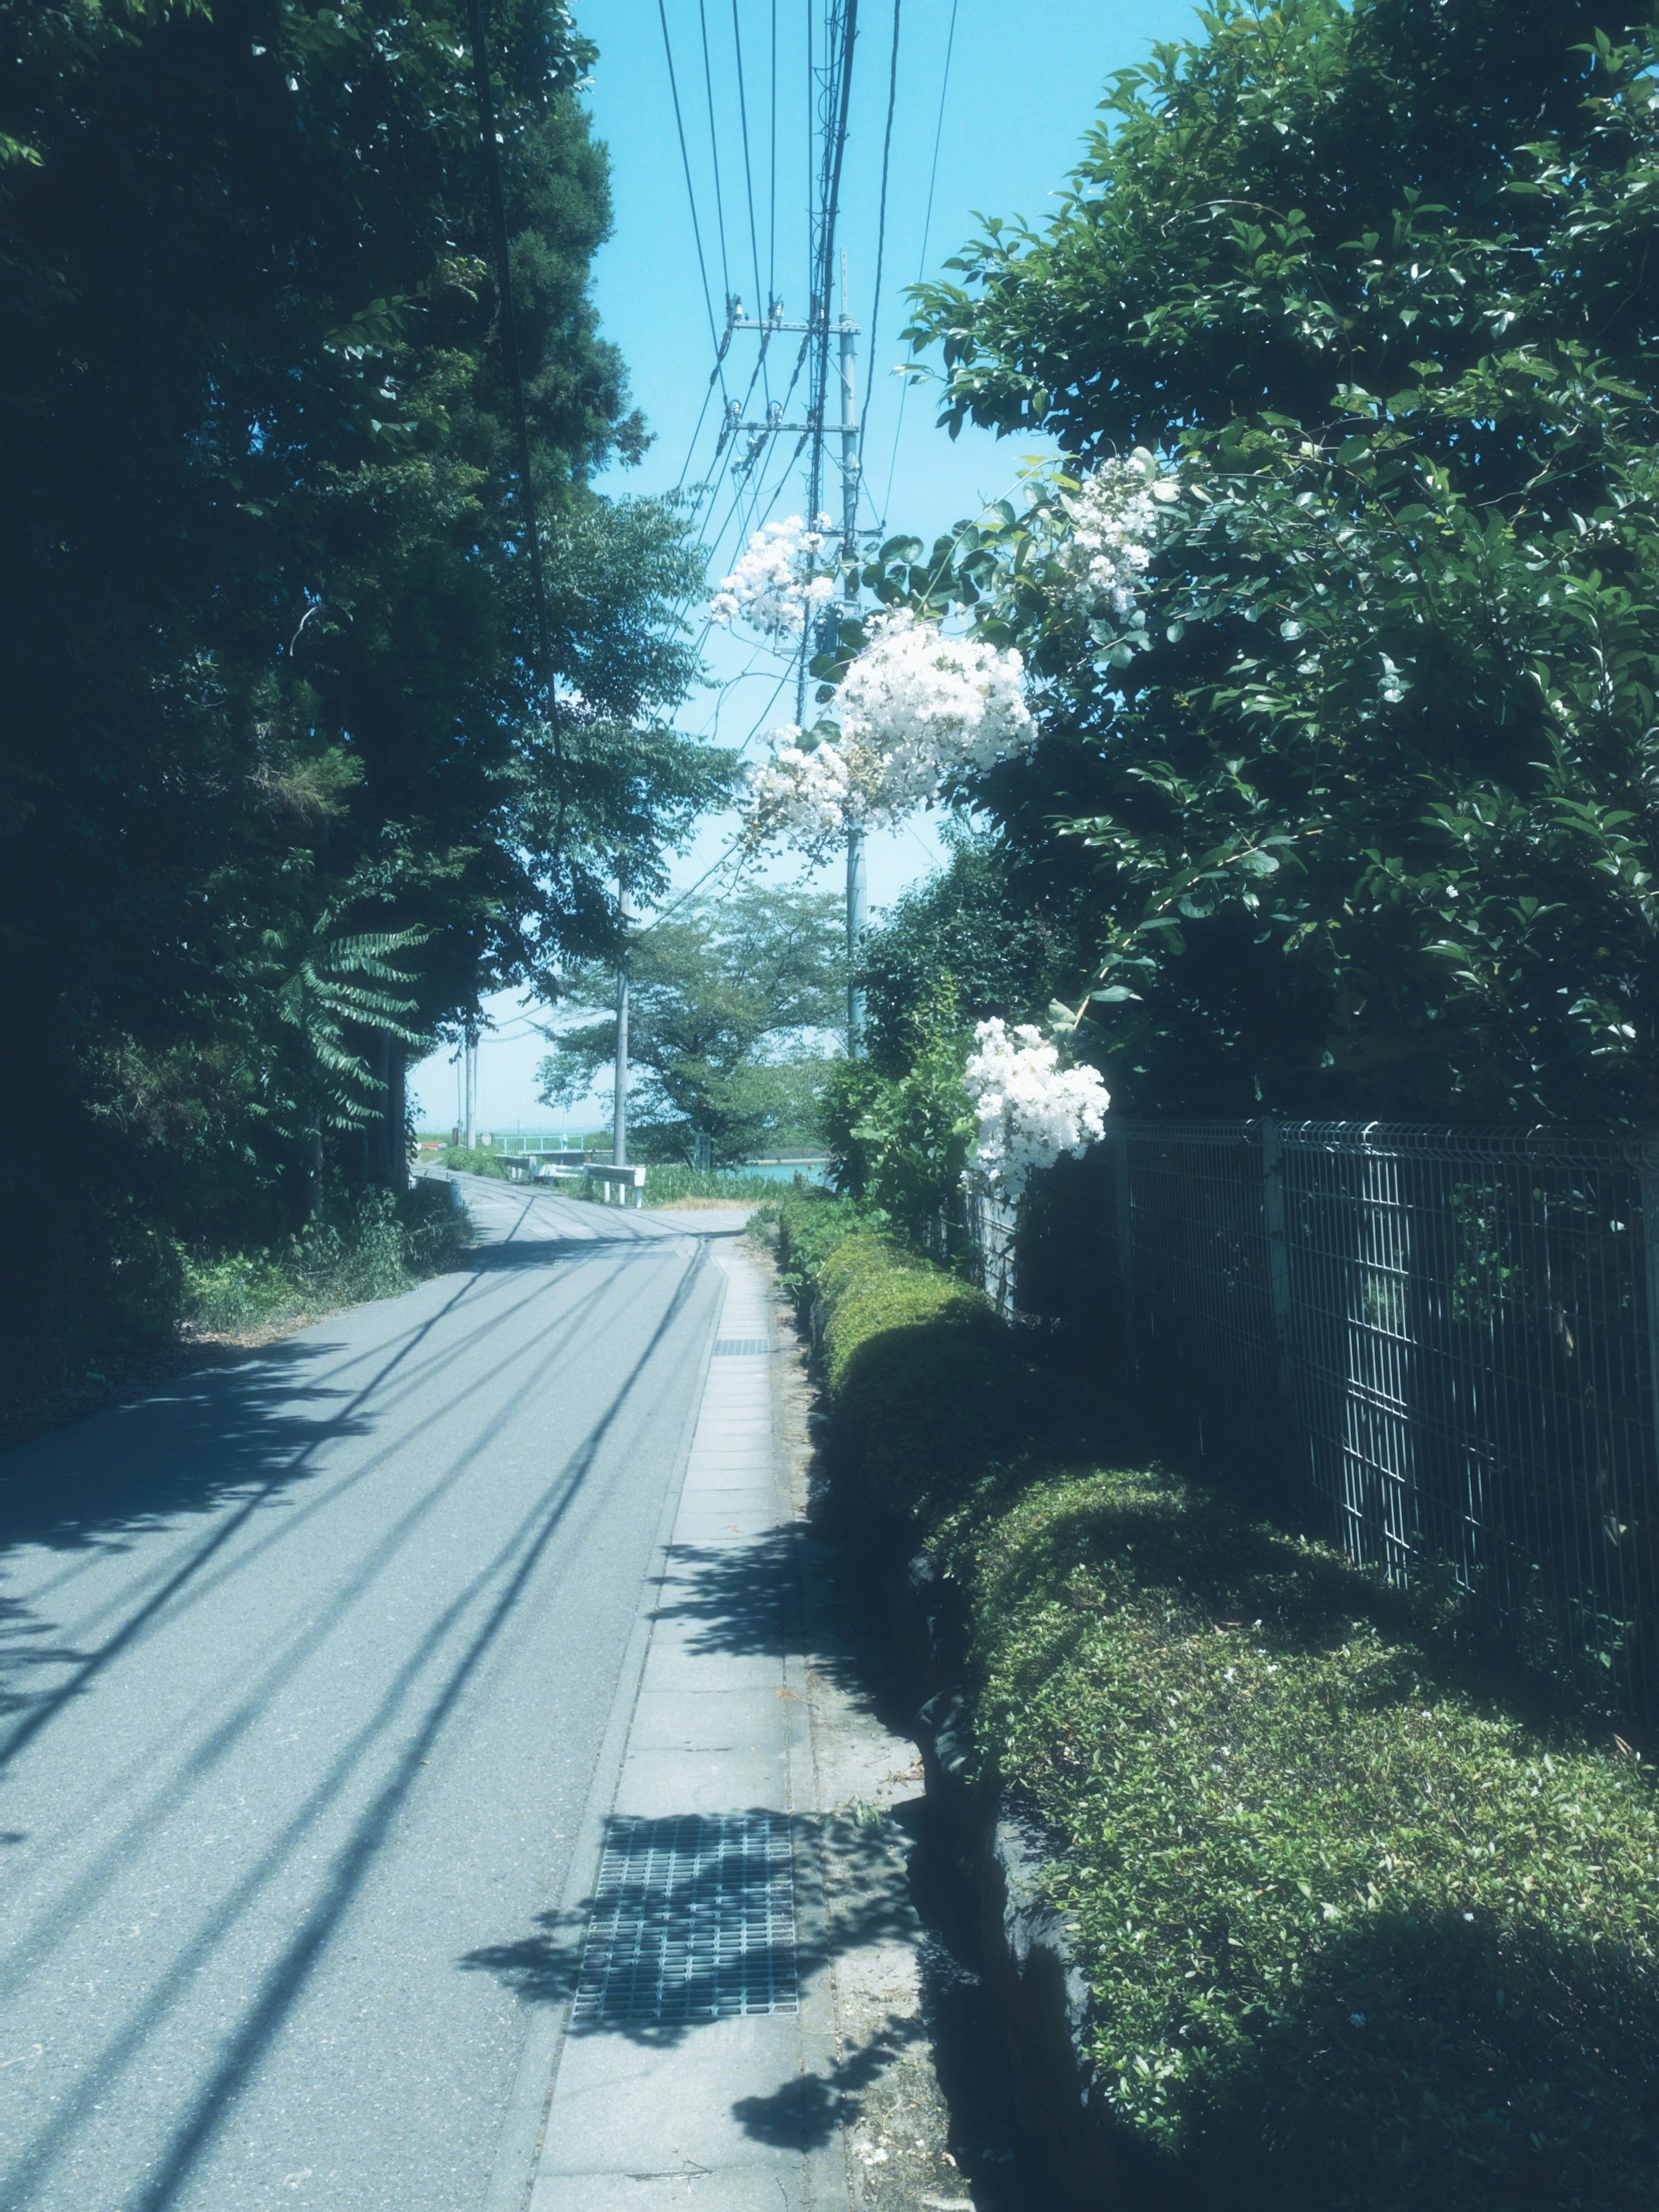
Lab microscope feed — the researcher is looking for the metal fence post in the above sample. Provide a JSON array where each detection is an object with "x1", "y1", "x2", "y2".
[
  {"x1": 1641, "y1": 1149, "x2": 1659, "y2": 1498},
  {"x1": 1259, "y1": 1118, "x2": 1299, "y2": 1426},
  {"x1": 1113, "y1": 1128, "x2": 1133, "y2": 1296}
]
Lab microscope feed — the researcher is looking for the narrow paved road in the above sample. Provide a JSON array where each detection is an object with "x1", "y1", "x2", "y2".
[{"x1": 0, "y1": 1181, "x2": 738, "y2": 2212}]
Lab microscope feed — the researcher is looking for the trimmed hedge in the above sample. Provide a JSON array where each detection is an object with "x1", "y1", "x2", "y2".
[
  {"x1": 769, "y1": 1191, "x2": 1659, "y2": 2212},
  {"x1": 774, "y1": 1194, "x2": 1041, "y2": 1528}
]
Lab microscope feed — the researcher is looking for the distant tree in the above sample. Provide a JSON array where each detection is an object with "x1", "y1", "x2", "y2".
[{"x1": 537, "y1": 888, "x2": 845, "y2": 1162}]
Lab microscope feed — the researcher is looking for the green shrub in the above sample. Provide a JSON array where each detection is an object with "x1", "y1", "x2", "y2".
[
  {"x1": 774, "y1": 1195, "x2": 1659, "y2": 2210},
  {"x1": 775, "y1": 1191, "x2": 1039, "y2": 1527},
  {"x1": 181, "y1": 1182, "x2": 467, "y2": 1335},
  {"x1": 439, "y1": 1143, "x2": 514, "y2": 1178},
  {"x1": 974, "y1": 1468, "x2": 1659, "y2": 2209},
  {"x1": 638, "y1": 1165, "x2": 803, "y2": 1203}
]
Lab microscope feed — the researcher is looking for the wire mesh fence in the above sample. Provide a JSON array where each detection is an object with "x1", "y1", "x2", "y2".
[{"x1": 978, "y1": 1120, "x2": 1659, "y2": 1721}]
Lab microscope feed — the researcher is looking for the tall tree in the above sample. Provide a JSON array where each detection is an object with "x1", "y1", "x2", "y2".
[
  {"x1": 0, "y1": 0, "x2": 721, "y2": 1390},
  {"x1": 897, "y1": 0, "x2": 1659, "y2": 1123}
]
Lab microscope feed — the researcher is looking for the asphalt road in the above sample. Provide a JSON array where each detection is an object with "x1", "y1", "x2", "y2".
[{"x1": 0, "y1": 1181, "x2": 738, "y2": 2212}]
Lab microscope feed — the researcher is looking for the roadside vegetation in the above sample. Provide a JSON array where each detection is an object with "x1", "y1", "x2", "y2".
[
  {"x1": 181, "y1": 1182, "x2": 469, "y2": 1337},
  {"x1": 632, "y1": 1165, "x2": 806, "y2": 1205},
  {"x1": 768, "y1": 1190, "x2": 1659, "y2": 2210},
  {"x1": 0, "y1": 0, "x2": 723, "y2": 1415}
]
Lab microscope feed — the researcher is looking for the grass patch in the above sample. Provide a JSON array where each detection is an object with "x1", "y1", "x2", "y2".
[
  {"x1": 639, "y1": 1164, "x2": 801, "y2": 1204},
  {"x1": 181, "y1": 1182, "x2": 467, "y2": 1336},
  {"x1": 439, "y1": 1143, "x2": 516, "y2": 1178},
  {"x1": 768, "y1": 1190, "x2": 1659, "y2": 2212}
]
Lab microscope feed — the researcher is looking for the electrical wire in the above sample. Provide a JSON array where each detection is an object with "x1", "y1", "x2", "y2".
[
  {"x1": 730, "y1": 0, "x2": 765, "y2": 320},
  {"x1": 859, "y1": 0, "x2": 900, "y2": 471},
  {"x1": 767, "y1": 0, "x2": 778, "y2": 310},
  {"x1": 696, "y1": 0, "x2": 733, "y2": 303},
  {"x1": 656, "y1": 0, "x2": 728, "y2": 375},
  {"x1": 880, "y1": 0, "x2": 957, "y2": 528}
]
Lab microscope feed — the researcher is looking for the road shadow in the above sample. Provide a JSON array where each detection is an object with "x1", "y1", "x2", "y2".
[
  {"x1": 0, "y1": 1234, "x2": 690, "y2": 1764},
  {"x1": 0, "y1": 1239, "x2": 721, "y2": 2212}
]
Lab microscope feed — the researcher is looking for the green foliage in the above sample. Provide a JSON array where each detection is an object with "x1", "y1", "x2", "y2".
[
  {"x1": 901, "y1": 0, "x2": 1659, "y2": 1121},
  {"x1": 772, "y1": 1192, "x2": 1035, "y2": 1527},
  {"x1": 856, "y1": 826, "x2": 1093, "y2": 1075},
  {"x1": 539, "y1": 886, "x2": 845, "y2": 1163},
  {"x1": 181, "y1": 1181, "x2": 467, "y2": 1335},
  {"x1": 976, "y1": 1469, "x2": 1659, "y2": 2208},
  {"x1": 776, "y1": 1192, "x2": 1659, "y2": 2206},
  {"x1": 631, "y1": 1165, "x2": 807, "y2": 1204},
  {"x1": 820, "y1": 987, "x2": 973, "y2": 1241},
  {"x1": 439, "y1": 1145, "x2": 515, "y2": 1179},
  {"x1": 0, "y1": 0, "x2": 722, "y2": 1398}
]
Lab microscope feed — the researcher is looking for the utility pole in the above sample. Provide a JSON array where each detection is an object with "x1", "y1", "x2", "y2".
[
  {"x1": 838, "y1": 251, "x2": 865, "y2": 1056},
  {"x1": 721, "y1": 273, "x2": 865, "y2": 1056},
  {"x1": 612, "y1": 879, "x2": 630, "y2": 1167},
  {"x1": 464, "y1": 1028, "x2": 477, "y2": 1149}
]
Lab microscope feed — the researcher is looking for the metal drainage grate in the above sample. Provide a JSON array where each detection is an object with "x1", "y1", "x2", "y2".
[
  {"x1": 713, "y1": 1338, "x2": 770, "y2": 1356},
  {"x1": 572, "y1": 1813, "x2": 797, "y2": 2025}
]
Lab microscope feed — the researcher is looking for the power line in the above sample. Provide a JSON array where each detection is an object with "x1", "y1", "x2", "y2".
[
  {"x1": 696, "y1": 0, "x2": 733, "y2": 302},
  {"x1": 656, "y1": 0, "x2": 728, "y2": 376},
  {"x1": 767, "y1": 0, "x2": 778, "y2": 311},
  {"x1": 880, "y1": 0, "x2": 957, "y2": 528},
  {"x1": 730, "y1": 0, "x2": 765, "y2": 319},
  {"x1": 860, "y1": 0, "x2": 900, "y2": 472}
]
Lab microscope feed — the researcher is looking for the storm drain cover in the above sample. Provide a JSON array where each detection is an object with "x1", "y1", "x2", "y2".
[
  {"x1": 713, "y1": 1338, "x2": 770, "y2": 1356},
  {"x1": 572, "y1": 1813, "x2": 797, "y2": 2025}
]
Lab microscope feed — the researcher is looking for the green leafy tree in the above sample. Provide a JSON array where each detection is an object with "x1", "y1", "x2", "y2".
[
  {"x1": 0, "y1": 0, "x2": 719, "y2": 1392},
  {"x1": 892, "y1": 0, "x2": 1659, "y2": 1123},
  {"x1": 537, "y1": 888, "x2": 845, "y2": 1162},
  {"x1": 855, "y1": 825, "x2": 1093, "y2": 1075}
]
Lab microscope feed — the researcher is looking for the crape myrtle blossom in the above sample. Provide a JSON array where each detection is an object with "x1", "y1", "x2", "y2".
[
  {"x1": 1048, "y1": 450, "x2": 1172, "y2": 625},
  {"x1": 709, "y1": 514, "x2": 836, "y2": 638},
  {"x1": 744, "y1": 728, "x2": 858, "y2": 849},
  {"x1": 834, "y1": 608, "x2": 1033, "y2": 799},
  {"x1": 962, "y1": 1017, "x2": 1109, "y2": 1205},
  {"x1": 741, "y1": 609, "x2": 1036, "y2": 853}
]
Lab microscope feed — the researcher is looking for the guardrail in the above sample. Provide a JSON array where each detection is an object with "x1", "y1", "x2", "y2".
[{"x1": 586, "y1": 1163, "x2": 647, "y2": 1208}]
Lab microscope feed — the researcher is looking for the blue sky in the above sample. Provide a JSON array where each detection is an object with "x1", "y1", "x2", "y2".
[{"x1": 410, "y1": 0, "x2": 1201, "y2": 1132}]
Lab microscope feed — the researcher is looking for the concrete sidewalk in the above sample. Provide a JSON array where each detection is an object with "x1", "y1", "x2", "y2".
[{"x1": 517, "y1": 1239, "x2": 848, "y2": 2211}]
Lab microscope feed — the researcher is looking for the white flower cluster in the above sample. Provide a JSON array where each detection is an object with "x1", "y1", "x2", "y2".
[
  {"x1": 709, "y1": 514, "x2": 836, "y2": 638},
  {"x1": 1050, "y1": 454, "x2": 1164, "y2": 622},
  {"x1": 961, "y1": 1017, "x2": 1109, "y2": 1205},
  {"x1": 744, "y1": 730, "x2": 855, "y2": 849},
  {"x1": 835, "y1": 608, "x2": 1033, "y2": 800},
  {"x1": 741, "y1": 609, "x2": 1036, "y2": 852}
]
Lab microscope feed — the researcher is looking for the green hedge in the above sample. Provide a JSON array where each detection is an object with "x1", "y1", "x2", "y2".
[
  {"x1": 769, "y1": 1191, "x2": 1659, "y2": 2212},
  {"x1": 775, "y1": 1193, "x2": 1040, "y2": 1528}
]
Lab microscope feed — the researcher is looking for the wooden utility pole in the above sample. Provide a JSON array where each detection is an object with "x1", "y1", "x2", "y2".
[{"x1": 612, "y1": 879, "x2": 630, "y2": 1167}]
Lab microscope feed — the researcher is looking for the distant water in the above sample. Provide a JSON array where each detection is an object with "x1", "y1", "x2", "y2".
[{"x1": 737, "y1": 1161, "x2": 831, "y2": 1186}]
